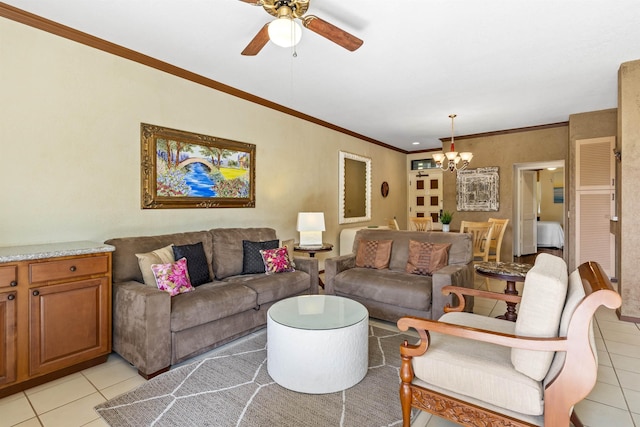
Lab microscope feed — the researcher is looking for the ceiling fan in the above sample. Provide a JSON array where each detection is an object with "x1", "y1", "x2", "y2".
[{"x1": 240, "y1": 0, "x2": 364, "y2": 56}]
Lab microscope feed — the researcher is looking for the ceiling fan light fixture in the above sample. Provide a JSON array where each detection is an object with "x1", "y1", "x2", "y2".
[{"x1": 268, "y1": 17, "x2": 302, "y2": 47}]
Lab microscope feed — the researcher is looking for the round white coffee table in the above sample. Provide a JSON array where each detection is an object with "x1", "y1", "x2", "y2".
[{"x1": 267, "y1": 295, "x2": 368, "y2": 394}]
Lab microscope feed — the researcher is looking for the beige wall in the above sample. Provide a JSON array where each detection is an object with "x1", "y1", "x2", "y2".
[
  {"x1": 619, "y1": 60, "x2": 640, "y2": 320},
  {"x1": 0, "y1": 18, "x2": 407, "y2": 263},
  {"x1": 440, "y1": 126, "x2": 569, "y2": 261}
]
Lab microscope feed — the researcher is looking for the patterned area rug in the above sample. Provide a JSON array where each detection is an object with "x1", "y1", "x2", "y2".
[{"x1": 95, "y1": 326, "x2": 417, "y2": 427}]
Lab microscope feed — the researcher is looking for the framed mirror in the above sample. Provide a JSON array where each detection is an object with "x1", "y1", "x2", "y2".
[{"x1": 339, "y1": 151, "x2": 371, "y2": 224}]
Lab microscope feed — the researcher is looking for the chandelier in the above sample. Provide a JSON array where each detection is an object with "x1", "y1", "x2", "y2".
[{"x1": 432, "y1": 114, "x2": 473, "y2": 172}]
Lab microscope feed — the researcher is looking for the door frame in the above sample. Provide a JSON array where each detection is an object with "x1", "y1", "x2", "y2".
[{"x1": 513, "y1": 160, "x2": 565, "y2": 258}]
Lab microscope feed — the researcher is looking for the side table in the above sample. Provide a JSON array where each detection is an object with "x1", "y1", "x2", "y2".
[
  {"x1": 293, "y1": 243, "x2": 334, "y2": 258},
  {"x1": 293, "y1": 243, "x2": 333, "y2": 288},
  {"x1": 474, "y1": 261, "x2": 532, "y2": 322}
]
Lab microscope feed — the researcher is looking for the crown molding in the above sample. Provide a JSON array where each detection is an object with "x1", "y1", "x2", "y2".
[{"x1": 0, "y1": 3, "x2": 405, "y2": 153}]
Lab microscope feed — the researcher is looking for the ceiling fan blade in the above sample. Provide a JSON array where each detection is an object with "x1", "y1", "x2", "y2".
[
  {"x1": 241, "y1": 24, "x2": 270, "y2": 56},
  {"x1": 302, "y1": 15, "x2": 363, "y2": 51}
]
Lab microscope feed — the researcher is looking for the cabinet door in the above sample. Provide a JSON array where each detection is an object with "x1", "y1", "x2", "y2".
[
  {"x1": 575, "y1": 137, "x2": 615, "y2": 276},
  {"x1": 29, "y1": 278, "x2": 109, "y2": 376},
  {"x1": 0, "y1": 291, "x2": 17, "y2": 385}
]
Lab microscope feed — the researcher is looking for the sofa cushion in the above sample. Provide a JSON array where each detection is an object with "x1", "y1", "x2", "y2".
[
  {"x1": 242, "y1": 239, "x2": 279, "y2": 274},
  {"x1": 135, "y1": 244, "x2": 175, "y2": 286},
  {"x1": 170, "y1": 282, "x2": 258, "y2": 332},
  {"x1": 413, "y1": 312, "x2": 544, "y2": 416},
  {"x1": 333, "y1": 268, "x2": 432, "y2": 311},
  {"x1": 173, "y1": 242, "x2": 211, "y2": 286},
  {"x1": 511, "y1": 253, "x2": 568, "y2": 381},
  {"x1": 260, "y1": 247, "x2": 295, "y2": 274},
  {"x1": 405, "y1": 240, "x2": 451, "y2": 275},
  {"x1": 212, "y1": 228, "x2": 278, "y2": 279},
  {"x1": 355, "y1": 239, "x2": 393, "y2": 269},
  {"x1": 151, "y1": 258, "x2": 194, "y2": 296},
  {"x1": 224, "y1": 271, "x2": 310, "y2": 305},
  {"x1": 106, "y1": 231, "x2": 213, "y2": 284}
]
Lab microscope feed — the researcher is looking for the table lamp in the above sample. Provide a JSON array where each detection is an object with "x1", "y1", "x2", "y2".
[{"x1": 297, "y1": 212, "x2": 325, "y2": 248}]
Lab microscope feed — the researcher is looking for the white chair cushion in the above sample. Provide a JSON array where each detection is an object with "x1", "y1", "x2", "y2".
[
  {"x1": 511, "y1": 253, "x2": 568, "y2": 381},
  {"x1": 544, "y1": 269, "x2": 595, "y2": 386},
  {"x1": 412, "y1": 312, "x2": 544, "y2": 416}
]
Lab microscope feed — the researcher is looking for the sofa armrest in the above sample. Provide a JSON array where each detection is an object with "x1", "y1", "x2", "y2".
[
  {"x1": 431, "y1": 263, "x2": 473, "y2": 320},
  {"x1": 324, "y1": 254, "x2": 356, "y2": 294},
  {"x1": 112, "y1": 281, "x2": 172, "y2": 378},
  {"x1": 293, "y1": 257, "x2": 319, "y2": 295}
]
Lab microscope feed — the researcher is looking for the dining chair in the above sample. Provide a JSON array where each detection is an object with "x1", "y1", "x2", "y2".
[
  {"x1": 487, "y1": 218, "x2": 509, "y2": 262},
  {"x1": 459, "y1": 221, "x2": 494, "y2": 262},
  {"x1": 388, "y1": 217, "x2": 401, "y2": 230},
  {"x1": 460, "y1": 221, "x2": 494, "y2": 290},
  {"x1": 410, "y1": 217, "x2": 432, "y2": 232}
]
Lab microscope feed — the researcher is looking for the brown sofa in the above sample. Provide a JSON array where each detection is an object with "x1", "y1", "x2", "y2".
[
  {"x1": 324, "y1": 229, "x2": 473, "y2": 322},
  {"x1": 105, "y1": 227, "x2": 318, "y2": 378}
]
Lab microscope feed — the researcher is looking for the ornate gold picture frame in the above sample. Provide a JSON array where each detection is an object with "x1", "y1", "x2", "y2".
[{"x1": 140, "y1": 123, "x2": 256, "y2": 209}]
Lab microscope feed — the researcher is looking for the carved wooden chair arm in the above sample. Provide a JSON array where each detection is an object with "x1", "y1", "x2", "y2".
[
  {"x1": 397, "y1": 315, "x2": 567, "y2": 358},
  {"x1": 441, "y1": 285, "x2": 522, "y2": 313}
]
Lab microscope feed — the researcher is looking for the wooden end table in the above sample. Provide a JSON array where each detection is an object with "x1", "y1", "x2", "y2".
[{"x1": 474, "y1": 261, "x2": 533, "y2": 322}]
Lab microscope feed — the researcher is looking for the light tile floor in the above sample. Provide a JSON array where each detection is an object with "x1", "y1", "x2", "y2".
[{"x1": 1, "y1": 277, "x2": 638, "y2": 427}]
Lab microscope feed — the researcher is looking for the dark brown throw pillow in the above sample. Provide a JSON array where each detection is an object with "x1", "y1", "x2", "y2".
[
  {"x1": 173, "y1": 242, "x2": 211, "y2": 286},
  {"x1": 405, "y1": 240, "x2": 452, "y2": 275},
  {"x1": 242, "y1": 239, "x2": 279, "y2": 274},
  {"x1": 355, "y1": 239, "x2": 393, "y2": 269}
]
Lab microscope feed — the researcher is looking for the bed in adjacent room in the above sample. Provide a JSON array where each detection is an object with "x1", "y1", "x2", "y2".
[{"x1": 537, "y1": 221, "x2": 564, "y2": 248}]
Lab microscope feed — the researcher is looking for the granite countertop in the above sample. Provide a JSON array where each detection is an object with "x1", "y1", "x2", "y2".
[
  {"x1": 474, "y1": 261, "x2": 533, "y2": 278},
  {"x1": 0, "y1": 241, "x2": 115, "y2": 263}
]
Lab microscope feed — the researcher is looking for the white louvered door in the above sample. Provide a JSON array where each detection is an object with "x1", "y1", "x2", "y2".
[{"x1": 575, "y1": 137, "x2": 615, "y2": 276}]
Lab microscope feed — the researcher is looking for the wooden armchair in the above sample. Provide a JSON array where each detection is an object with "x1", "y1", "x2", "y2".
[{"x1": 398, "y1": 254, "x2": 621, "y2": 427}]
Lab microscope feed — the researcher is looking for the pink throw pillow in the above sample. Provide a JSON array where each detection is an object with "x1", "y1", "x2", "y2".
[
  {"x1": 151, "y1": 257, "x2": 194, "y2": 296},
  {"x1": 260, "y1": 247, "x2": 295, "y2": 274}
]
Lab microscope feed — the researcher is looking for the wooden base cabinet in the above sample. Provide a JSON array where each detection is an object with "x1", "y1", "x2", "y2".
[
  {"x1": 0, "y1": 277, "x2": 17, "y2": 386},
  {"x1": 0, "y1": 242, "x2": 113, "y2": 398}
]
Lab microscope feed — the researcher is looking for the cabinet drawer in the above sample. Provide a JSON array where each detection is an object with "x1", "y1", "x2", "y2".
[
  {"x1": 29, "y1": 255, "x2": 109, "y2": 284},
  {"x1": 0, "y1": 266, "x2": 17, "y2": 288}
]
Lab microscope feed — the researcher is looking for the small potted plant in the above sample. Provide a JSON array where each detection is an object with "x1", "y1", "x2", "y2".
[{"x1": 440, "y1": 210, "x2": 454, "y2": 232}]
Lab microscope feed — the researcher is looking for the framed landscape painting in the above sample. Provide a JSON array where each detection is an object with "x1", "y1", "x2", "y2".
[{"x1": 140, "y1": 123, "x2": 256, "y2": 209}]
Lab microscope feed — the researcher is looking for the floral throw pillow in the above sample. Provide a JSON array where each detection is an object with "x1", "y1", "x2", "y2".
[
  {"x1": 260, "y1": 247, "x2": 295, "y2": 274},
  {"x1": 151, "y1": 257, "x2": 194, "y2": 296}
]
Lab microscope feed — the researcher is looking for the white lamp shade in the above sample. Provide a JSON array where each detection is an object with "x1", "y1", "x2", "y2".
[
  {"x1": 297, "y1": 212, "x2": 325, "y2": 247},
  {"x1": 297, "y1": 212, "x2": 325, "y2": 231},
  {"x1": 268, "y1": 17, "x2": 302, "y2": 48},
  {"x1": 459, "y1": 152, "x2": 473, "y2": 161},
  {"x1": 432, "y1": 153, "x2": 445, "y2": 163}
]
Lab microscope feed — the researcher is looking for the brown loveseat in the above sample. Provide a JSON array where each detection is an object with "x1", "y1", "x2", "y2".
[
  {"x1": 105, "y1": 228, "x2": 318, "y2": 378},
  {"x1": 324, "y1": 229, "x2": 473, "y2": 322}
]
